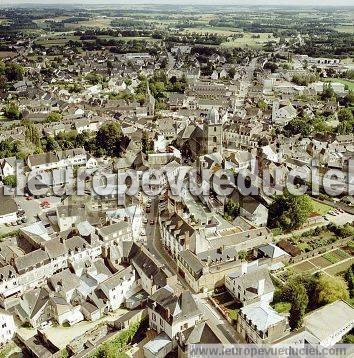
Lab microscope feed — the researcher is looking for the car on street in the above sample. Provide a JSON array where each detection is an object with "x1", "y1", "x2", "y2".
[{"x1": 150, "y1": 219, "x2": 154, "y2": 225}]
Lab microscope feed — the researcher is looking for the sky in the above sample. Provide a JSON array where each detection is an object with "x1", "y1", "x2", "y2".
[{"x1": 3, "y1": 0, "x2": 354, "y2": 6}]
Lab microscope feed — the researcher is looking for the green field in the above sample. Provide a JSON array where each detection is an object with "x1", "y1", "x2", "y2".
[
  {"x1": 184, "y1": 26, "x2": 240, "y2": 36},
  {"x1": 221, "y1": 32, "x2": 279, "y2": 49},
  {"x1": 333, "y1": 25, "x2": 354, "y2": 34},
  {"x1": 325, "y1": 78, "x2": 354, "y2": 92},
  {"x1": 310, "y1": 199, "x2": 332, "y2": 216}
]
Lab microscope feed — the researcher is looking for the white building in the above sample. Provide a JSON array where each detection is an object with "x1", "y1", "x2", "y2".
[
  {"x1": 98, "y1": 266, "x2": 136, "y2": 311},
  {"x1": 0, "y1": 309, "x2": 15, "y2": 346},
  {"x1": 146, "y1": 285, "x2": 202, "y2": 340},
  {"x1": 226, "y1": 262, "x2": 274, "y2": 305},
  {"x1": 27, "y1": 148, "x2": 87, "y2": 173},
  {"x1": 303, "y1": 300, "x2": 354, "y2": 347}
]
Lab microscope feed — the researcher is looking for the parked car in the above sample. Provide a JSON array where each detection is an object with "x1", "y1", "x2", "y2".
[{"x1": 150, "y1": 219, "x2": 154, "y2": 225}]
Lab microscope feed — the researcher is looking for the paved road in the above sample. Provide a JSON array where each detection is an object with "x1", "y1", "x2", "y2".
[{"x1": 195, "y1": 296, "x2": 245, "y2": 344}]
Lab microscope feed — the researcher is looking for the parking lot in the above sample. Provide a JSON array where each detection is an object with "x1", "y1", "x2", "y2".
[
  {"x1": 0, "y1": 195, "x2": 62, "y2": 236},
  {"x1": 325, "y1": 209, "x2": 354, "y2": 226}
]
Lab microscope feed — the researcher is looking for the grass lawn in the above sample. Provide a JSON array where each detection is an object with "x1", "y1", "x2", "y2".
[
  {"x1": 310, "y1": 199, "x2": 332, "y2": 216},
  {"x1": 274, "y1": 302, "x2": 291, "y2": 314},
  {"x1": 325, "y1": 78, "x2": 354, "y2": 92}
]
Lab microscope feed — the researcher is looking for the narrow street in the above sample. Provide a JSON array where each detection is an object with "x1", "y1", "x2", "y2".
[{"x1": 145, "y1": 197, "x2": 244, "y2": 344}]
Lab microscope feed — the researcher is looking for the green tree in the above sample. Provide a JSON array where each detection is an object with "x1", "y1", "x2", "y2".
[
  {"x1": 0, "y1": 60, "x2": 5, "y2": 75},
  {"x1": 268, "y1": 191, "x2": 313, "y2": 231},
  {"x1": 321, "y1": 83, "x2": 335, "y2": 101},
  {"x1": 289, "y1": 284, "x2": 308, "y2": 330},
  {"x1": 3, "y1": 102, "x2": 21, "y2": 120},
  {"x1": 86, "y1": 71, "x2": 103, "y2": 85},
  {"x1": 228, "y1": 67, "x2": 236, "y2": 79},
  {"x1": 5, "y1": 62, "x2": 24, "y2": 81},
  {"x1": 344, "y1": 264, "x2": 354, "y2": 298},
  {"x1": 96, "y1": 121, "x2": 122, "y2": 157},
  {"x1": 338, "y1": 108, "x2": 353, "y2": 122},
  {"x1": 257, "y1": 99, "x2": 268, "y2": 111},
  {"x1": 46, "y1": 112, "x2": 62, "y2": 123},
  {"x1": 337, "y1": 120, "x2": 353, "y2": 135},
  {"x1": 23, "y1": 120, "x2": 41, "y2": 148},
  {"x1": 225, "y1": 198, "x2": 240, "y2": 220},
  {"x1": 2, "y1": 175, "x2": 16, "y2": 187},
  {"x1": 238, "y1": 250, "x2": 247, "y2": 261},
  {"x1": 44, "y1": 136, "x2": 60, "y2": 151},
  {"x1": 285, "y1": 118, "x2": 311, "y2": 136},
  {"x1": 141, "y1": 131, "x2": 153, "y2": 154},
  {"x1": 315, "y1": 274, "x2": 349, "y2": 306}
]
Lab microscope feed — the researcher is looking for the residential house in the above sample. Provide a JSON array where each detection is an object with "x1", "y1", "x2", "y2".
[
  {"x1": 0, "y1": 309, "x2": 15, "y2": 346},
  {"x1": 225, "y1": 262, "x2": 275, "y2": 305},
  {"x1": 27, "y1": 148, "x2": 87, "y2": 173},
  {"x1": 237, "y1": 301, "x2": 290, "y2": 344},
  {"x1": 177, "y1": 321, "x2": 223, "y2": 357},
  {"x1": 132, "y1": 247, "x2": 176, "y2": 295},
  {"x1": 159, "y1": 212, "x2": 197, "y2": 259},
  {"x1": 0, "y1": 157, "x2": 17, "y2": 179},
  {"x1": 96, "y1": 265, "x2": 137, "y2": 311},
  {"x1": 240, "y1": 196, "x2": 268, "y2": 227},
  {"x1": 146, "y1": 285, "x2": 202, "y2": 343}
]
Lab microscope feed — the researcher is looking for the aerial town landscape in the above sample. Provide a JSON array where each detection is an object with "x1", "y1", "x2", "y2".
[{"x1": 0, "y1": 2, "x2": 353, "y2": 357}]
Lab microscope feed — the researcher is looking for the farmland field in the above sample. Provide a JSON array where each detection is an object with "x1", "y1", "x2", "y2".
[
  {"x1": 333, "y1": 25, "x2": 354, "y2": 33},
  {"x1": 290, "y1": 261, "x2": 317, "y2": 274},
  {"x1": 309, "y1": 256, "x2": 332, "y2": 268},
  {"x1": 221, "y1": 32, "x2": 279, "y2": 49},
  {"x1": 183, "y1": 27, "x2": 240, "y2": 36},
  {"x1": 325, "y1": 258, "x2": 354, "y2": 276}
]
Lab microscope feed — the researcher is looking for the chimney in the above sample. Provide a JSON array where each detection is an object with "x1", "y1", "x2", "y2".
[{"x1": 258, "y1": 279, "x2": 265, "y2": 296}]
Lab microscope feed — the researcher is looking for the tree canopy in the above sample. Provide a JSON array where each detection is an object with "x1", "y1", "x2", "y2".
[
  {"x1": 315, "y1": 274, "x2": 349, "y2": 306},
  {"x1": 268, "y1": 192, "x2": 313, "y2": 231},
  {"x1": 95, "y1": 121, "x2": 123, "y2": 157}
]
